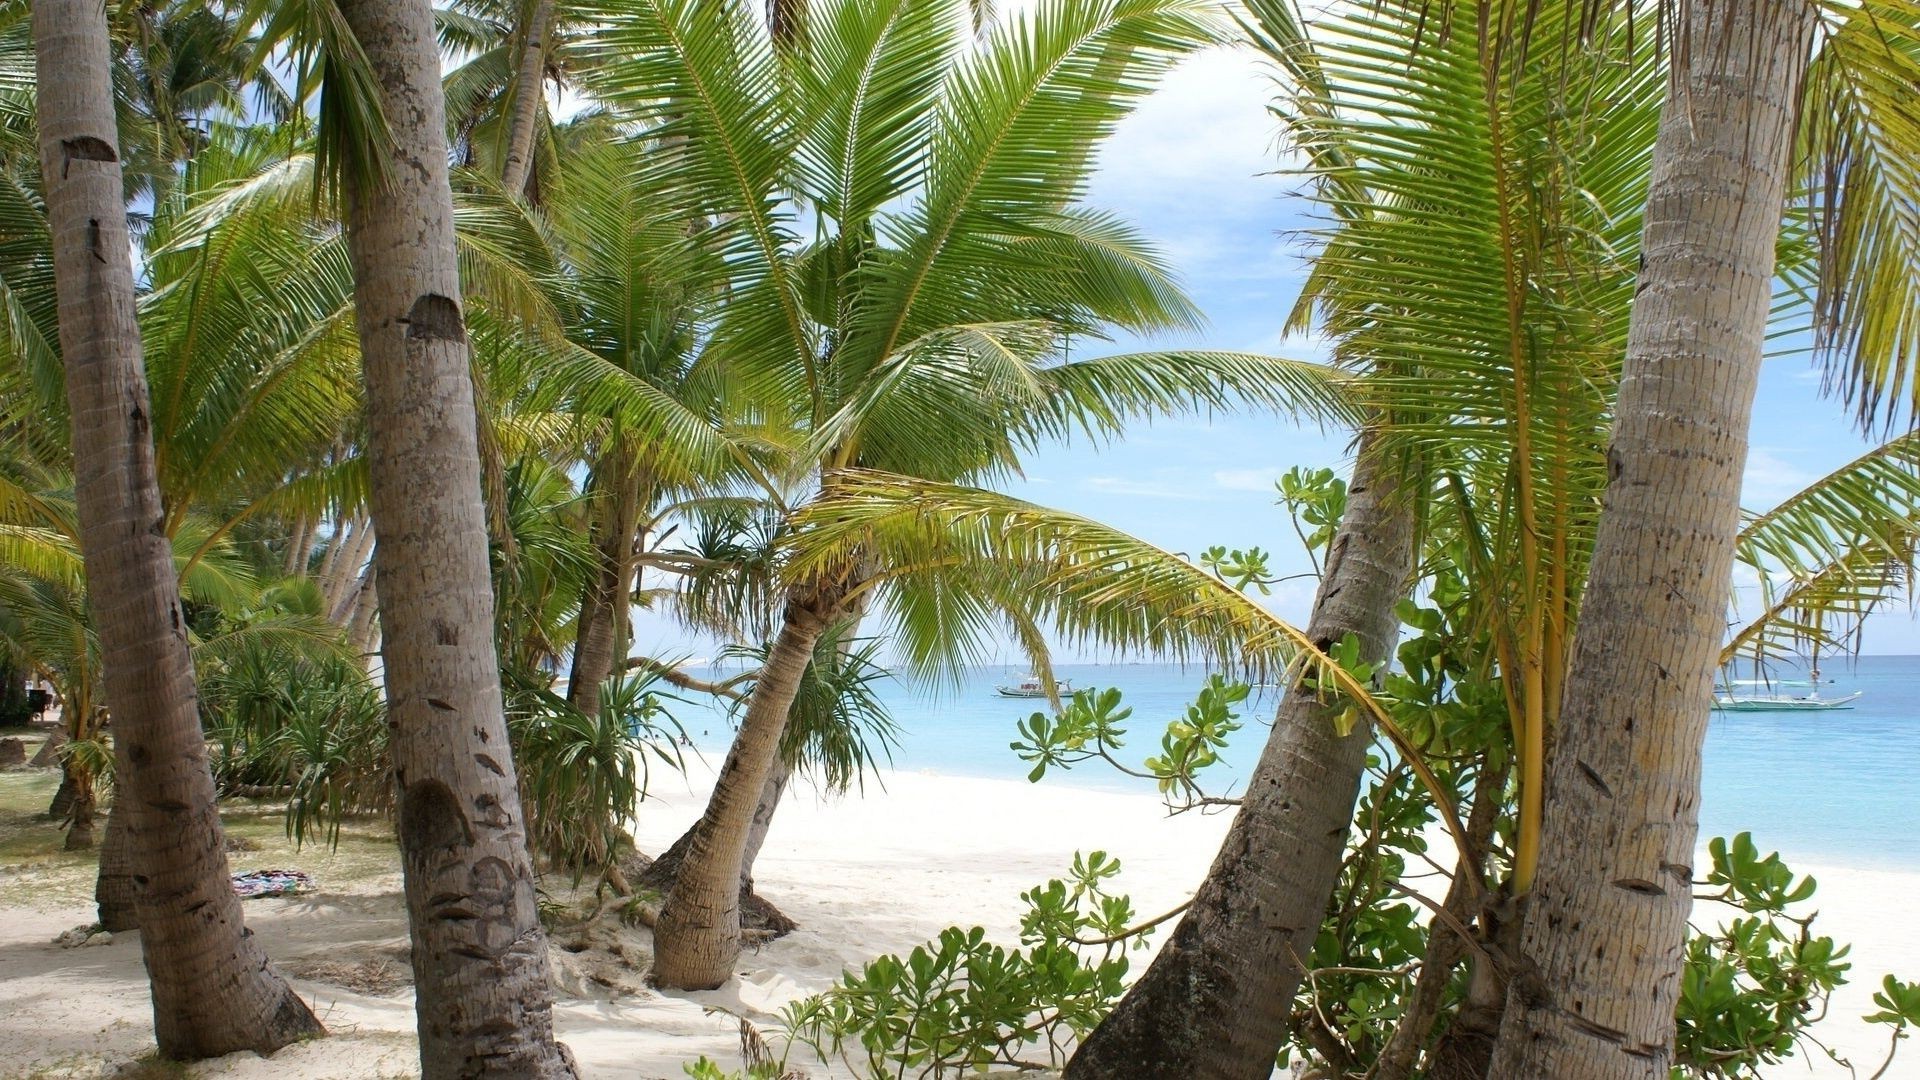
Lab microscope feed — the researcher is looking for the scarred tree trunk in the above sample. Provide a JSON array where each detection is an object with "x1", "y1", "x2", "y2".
[
  {"x1": 1067, "y1": 435, "x2": 1414, "y2": 1080},
  {"x1": 651, "y1": 580, "x2": 842, "y2": 989},
  {"x1": 1486, "y1": 6, "x2": 1815, "y2": 1077},
  {"x1": 499, "y1": 0, "x2": 554, "y2": 198},
  {"x1": 32, "y1": 0, "x2": 322, "y2": 1056},
  {"x1": 335, "y1": 2, "x2": 575, "y2": 1075},
  {"x1": 97, "y1": 798, "x2": 138, "y2": 932}
]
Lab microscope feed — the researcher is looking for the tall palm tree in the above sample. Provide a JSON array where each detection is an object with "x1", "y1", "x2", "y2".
[
  {"x1": 331, "y1": 0, "x2": 575, "y2": 1074},
  {"x1": 498, "y1": 0, "x2": 554, "y2": 196},
  {"x1": 1488, "y1": 1, "x2": 1920, "y2": 1072},
  {"x1": 579, "y1": 0, "x2": 1353, "y2": 989},
  {"x1": 29, "y1": 0, "x2": 321, "y2": 1058},
  {"x1": 1068, "y1": 431, "x2": 1416, "y2": 1078},
  {"x1": 1066, "y1": 2, "x2": 1658, "y2": 1070}
]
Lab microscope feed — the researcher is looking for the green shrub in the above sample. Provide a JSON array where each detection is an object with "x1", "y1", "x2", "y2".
[{"x1": 776, "y1": 852, "x2": 1150, "y2": 1079}]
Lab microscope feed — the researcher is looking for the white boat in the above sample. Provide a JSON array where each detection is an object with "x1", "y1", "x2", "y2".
[
  {"x1": 995, "y1": 674, "x2": 1070, "y2": 699},
  {"x1": 1712, "y1": 691, "x2": 1861, "y2": 712}
]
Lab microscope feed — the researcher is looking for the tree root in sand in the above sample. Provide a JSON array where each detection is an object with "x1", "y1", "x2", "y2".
[{"x1": 620, "y1": 844, "x2": 798, "y2": 940}]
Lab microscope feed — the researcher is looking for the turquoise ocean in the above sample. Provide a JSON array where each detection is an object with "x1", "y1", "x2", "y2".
[{"x1": 666, "y1": 656, "x2": 1920, "y2": 872}]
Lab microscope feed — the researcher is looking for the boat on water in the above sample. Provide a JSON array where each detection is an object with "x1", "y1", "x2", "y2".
[
  {"x1": 1712, "y1": 691, "x2": 1861, "y2": 712},
  {"x1": 995, "y1": 674, "x2": 1071, "y2": 699}
]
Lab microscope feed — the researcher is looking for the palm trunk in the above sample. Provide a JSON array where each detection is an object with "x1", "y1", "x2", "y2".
[
  {"x1": 1067, "y1": 434, "x2": 1414, "y2": 1080},
  {"x1": 568, "y1": 439, "x2": 642, "y2": 719},
  {"x1": 1486, "y1": 7, "x2": 1814, "y2": 1077},
  {"x1": 346, "y1": 566, "x2": 380, "y2": 654},
  {"x1": 334, "y1": 2, "x2": 575, "y2": 1075},
  {"x1": 651, "y1": 583, "x2": 840, "y2": 989},
  {"x1": 738, "y1": 755, "x2": 790, "y2": 894},
  {"x1": 285, "y1": 514, "x2": 314, "y2": 575},
  {"x1": 96, "y1": 796, "x2": 138, "y2": 932},
  {"x1": 321, "y1": 515, "x2": 375, "y2": 619},
  {"x1": 32, "y1": 0, "x2": 321, "y2": 1057},
  {"x1": 499, "y1": 0, "x2": 553, "y2": 198}
]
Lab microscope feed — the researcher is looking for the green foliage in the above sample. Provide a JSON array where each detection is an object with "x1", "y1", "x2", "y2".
[
  {"x1": 724, "y1": 624, "x2": 901, "y2": 795},
  {"x1": 1673, "y1": 834, "x2": 1867, "y2": 1078},
  {"x1": 505, "y1": 669, "x2": 687, "y2": 874},
  {"x1": 778, "y1": 853, "x2": 1148, "y2": 1079},
  {"x1": 1010, "y1": 676, "x2": 1244, "y2": 801},
  {"x1": 200, "y1": 640, "x2": 386, "y2": 849},
  {"x1": 1276, "y1": 464, "x2": 1348, "y2": 558}
]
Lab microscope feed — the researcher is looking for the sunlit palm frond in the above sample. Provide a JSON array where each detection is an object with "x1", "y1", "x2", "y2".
[
  {"x1": 1797, "y1": 0, "x2": 1920, "y2": 428},
  {"x1": 1736, "y1": 429, "x2": 1920, "y2": 580},
  {"x1": 842, "y1": 0, "x2": 1223, "y2": 377}
]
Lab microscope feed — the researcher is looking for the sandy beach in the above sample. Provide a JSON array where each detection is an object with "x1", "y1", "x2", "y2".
[{"x1": 1, "y1": 757, "x2": 1912, "y2": 1079}]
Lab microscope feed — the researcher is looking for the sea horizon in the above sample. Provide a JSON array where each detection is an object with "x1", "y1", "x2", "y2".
[{"x1": 660, "y1": 654, "x2": 1920, "y2": 874}]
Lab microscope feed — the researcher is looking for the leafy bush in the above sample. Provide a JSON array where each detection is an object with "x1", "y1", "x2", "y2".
[
  {"x1": 505, "y1": 668, "x2": 686, "y2": 874},
  {"x1": 1675, "y1": 833, "x2": 1916, "y2": 1078},
  {"x1": 201, "y1": 643, "x2": 388, "y2": 847},
  {"x1": 772, "y1": 852, "x2": 1151, "y2": 1079}
]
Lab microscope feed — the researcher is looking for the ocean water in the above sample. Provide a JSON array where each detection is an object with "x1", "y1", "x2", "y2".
[{"x1": 664, "y1": 656, "x2": 1920, "y2": 872}]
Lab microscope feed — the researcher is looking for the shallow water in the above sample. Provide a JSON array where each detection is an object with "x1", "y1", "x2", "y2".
[{"x1": 664, "y1": 655, "x2": 1920, "y2": 872}]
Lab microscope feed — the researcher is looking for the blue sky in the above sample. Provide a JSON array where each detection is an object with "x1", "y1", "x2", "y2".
[{"x1": 633, "y1": 42, "x2": 1918, "y2": 664}]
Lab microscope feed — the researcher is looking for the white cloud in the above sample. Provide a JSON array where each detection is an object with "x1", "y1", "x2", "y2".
[
  {"x1": 1083, "y1": 475, "x2": 1221, "y2": 501},
  {"x1": 1213, "y1": 468, "x2": 1280, "y2": 492},
  {"x1": 1741, "y1": 448, "x2": 1817, "y2": 509}
]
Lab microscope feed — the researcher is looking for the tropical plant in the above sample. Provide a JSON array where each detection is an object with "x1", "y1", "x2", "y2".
[
  {"x1": 324, "y1": 0, "x2": 576, "y2": 1072},
  {"x1": 575, "y1": 0, "x2": 1355, "y2": 990},
  {"x1": 1486, "y1": 0, "x2": 1920, "y2": 1070},
  {"x1": 772, "y1": 852, "x2": 1154, "y2": 1079},
  {"x1": 505, "y1": 667, "x2": 688, "y2": 874},
  {"x1": 28, "y1": 0, "x2": 321, "y2": 1056}
]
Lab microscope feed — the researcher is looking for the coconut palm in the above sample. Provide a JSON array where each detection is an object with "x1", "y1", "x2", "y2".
[
  {"x1": 1483, "y1": 2, "x2": 1920, "y2": 1072},
  {"x1": 28, "y1": 0, "x2": 321, "y2": 1056},
  {"x1": 326, "y1": 0, "x2": 576, "y2": 1072},
  {"x1": 574, "y1": 0, "x2": 1355, "y2": 989}
]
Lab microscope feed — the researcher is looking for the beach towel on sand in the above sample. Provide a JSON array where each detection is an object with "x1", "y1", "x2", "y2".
[{"x1": 231, "y1": 869, "x2": 313, "y2": 899}]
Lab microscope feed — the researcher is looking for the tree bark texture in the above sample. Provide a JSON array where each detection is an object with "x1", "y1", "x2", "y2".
[
  {"x1": 32, "y1": 0, "x2": 322, "y2": 1057},
  {"x1": 96, "y1": 796, "x2": 139, "y2": 932},
  {"x1": 1486, "y1": 7, "x2": 1815, "y2": 1077},
  {"x1": 346, "y1": 566, "x2": 380, "y2": 656},
  {"x1": 1067, "y1": 435, "x2": 1415, "y2": 1080},
  {"x1": 650, "y1": 581, "x2": 842, "y2": 989},
  {"x1": 499, "y1": 0, "x2": 553, "y2": 197},
  {"x1": 567, "y1": 438, "x2": 641, "y2": 720},
  {"x1": 334, "y1": 1, "x2": 576, "y2": 1075}
]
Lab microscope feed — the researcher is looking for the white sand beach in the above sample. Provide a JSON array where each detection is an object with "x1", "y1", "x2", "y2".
[{"x1": 1, "y1": 760, "x2": 1913, "y2": 1079}]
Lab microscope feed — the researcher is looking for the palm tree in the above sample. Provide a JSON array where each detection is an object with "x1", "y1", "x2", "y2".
[
  {"x1": 498, "y1": 0, "x2": 554, "y2": 196},
  {"x1": 1487, "y1": 1, "x2": 1920, "y2": 1072},
  {"x1": 1065, "y1": 2, "x2": 1658, "y2": 1069},
  {"x1": 329, "y1": 1, "x2": 576, "y2": 1073},
  {"x1": 29, "y1": 0, "x2": 320, "y2": 1057},
  {"x1": 1068, "y1": 432, "x2": 1416, "y2": 1078},
  {"x1": 577, "y1": 0, "x2": 1353, "y2": 989}
]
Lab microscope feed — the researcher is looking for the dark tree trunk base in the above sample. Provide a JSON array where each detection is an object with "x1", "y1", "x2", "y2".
[{"x1": 627, "y1": 831, "x2": 797, "y2": 939}]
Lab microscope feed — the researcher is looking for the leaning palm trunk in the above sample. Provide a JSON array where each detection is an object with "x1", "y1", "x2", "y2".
[
  {"x1": 1486, "y1": 5, "x2": 1815, "y2": 1077},
  {"x1": 1066, "y1": 434, "x2": 1414, "y2": 1080},
  {"x1": 499, "y1": 0, "x2": 554, "y2": 197},
  {"x1": 32, "y1": 0, "x2": 321, "y2": 1056},
  {"x1": 334, "y1": 2, "x2": 575, "y2": 1075},
  {"x1": 651, "y1": 579, "x2": 845, "y2": 989},
  {"x1": 568, "y1": 438, "x2": 643, "y2": 719}
]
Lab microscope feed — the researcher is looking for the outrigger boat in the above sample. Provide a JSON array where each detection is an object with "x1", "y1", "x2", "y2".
[
  {"x1": 1711, "y1": 690, "x2": 1861, "y2": 712},
  {"x1": 995, "y1": 674, "x2": 1071, "y2": 699}
]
